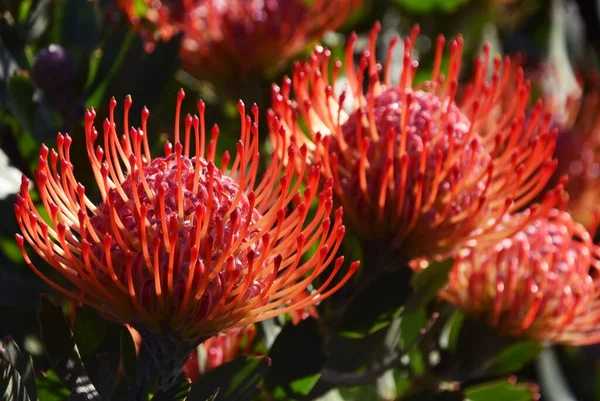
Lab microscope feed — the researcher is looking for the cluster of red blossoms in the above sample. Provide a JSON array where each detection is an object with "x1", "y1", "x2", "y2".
[
  {"x1": 114, "y1": 0, "x2": 360, "y2": 84},
  {"x1": 270, "y1": 22, "x2": 600, "y2": 344},
  {"x1": 14, "y1": 16, "x2": 600, "y2": 388}
]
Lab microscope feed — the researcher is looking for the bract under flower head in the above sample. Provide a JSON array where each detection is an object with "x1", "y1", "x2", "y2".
[
  {"x1": 115, "y1": 0, "x2": 359, "y2": 84},
  {"x1": 14, "y1": 90, "x2": 358, "y2": 344},
  {"x1": 415, "y1": 210, "x2": 600, "y2": 345},
  {"x1": 270, "y1": 22, "x2": 564, "y2": 259}
]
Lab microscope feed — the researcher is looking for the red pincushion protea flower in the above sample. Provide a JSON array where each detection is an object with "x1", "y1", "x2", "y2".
[
  {"x1": 14, "y1": 90, "x2": 358, "y2": 385},
  {"x1": 414, "y1": 209, "x2": 600, "y2": 345},
  {"x1": 115, "y1": 0, "x2": 359, "y2": 83},
  {"x1": 270, "y1": 23, "x2": 563, "y2": 259}
]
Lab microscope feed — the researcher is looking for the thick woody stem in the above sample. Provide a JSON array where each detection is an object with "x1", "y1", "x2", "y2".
[{"x1": 134, "y1": 329, "x2": 205, "y2": 398}]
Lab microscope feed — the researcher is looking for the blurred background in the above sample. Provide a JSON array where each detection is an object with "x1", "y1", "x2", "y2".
[{"x1": 1, "y1": 0, "x2": 600, "y2": 400}]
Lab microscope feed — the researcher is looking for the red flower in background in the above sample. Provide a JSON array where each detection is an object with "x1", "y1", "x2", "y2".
[
  {"x1": 270, "y1": 23, "x2": 564, "y2": 260},
  {"x1": 14, "y1": 90, "x2": 358, "y2": 385},
  {"x1": 543, "y1": 74, "x2": 600, "y2": 228},
  {"x1": 115, "y1": 0, "x2": 360, "y2": 84},
  {"x1": 183, "y1": 325, "x2": 257, "y2": 381},
  {"x1": 415, "y1": 209, "x2": 600, "y2": 345}
]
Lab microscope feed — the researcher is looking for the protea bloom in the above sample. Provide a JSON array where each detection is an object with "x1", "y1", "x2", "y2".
[
  {"x1": 414, "y1": 209, "x2": 600, "y2": 345},
  {"x1": 14, "y1": 90, "x2": 358, "y2": 386},
  {"x1": 270, "y1": 23, "x2": 563, "y2": 260},
  {"x1": 115, "y1": 0, "x2": 359, "y2": 85}
]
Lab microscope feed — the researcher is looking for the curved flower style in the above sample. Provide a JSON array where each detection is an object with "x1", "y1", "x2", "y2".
[
  {"x1": 414, "y1": 210, "x2": 600, "y2": 345},
  {"x1": 494, "y1": 59, "x2": 600, "y2": 228},
  {"x1": 14, "y1": 90, "x2": 358, "y2": 383},
  {"x1": 270, "y1": 23, "x2": 563, "y2": 259},
  {"x1": 115, "y1": 0, "x2": 359, "y2": 84}
]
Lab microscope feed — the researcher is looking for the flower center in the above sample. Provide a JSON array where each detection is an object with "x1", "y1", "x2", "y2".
[
  {"x1": 91, "y1": 154, "x2": 266, "y2": 319},
  {"x1": 335, "y1": 87, "x2": 489, "y2": 240}
]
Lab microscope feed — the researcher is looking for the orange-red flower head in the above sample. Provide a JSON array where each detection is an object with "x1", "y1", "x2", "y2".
[
  {"x1": 270, "y1": 23, "x2": 564, "y2": 259},
  {"x1": 14, "y1": 90, "x2": 358, "y2": 343},
  {"x1": 415, "y1": 210, "x2": 600, "y2": 345},
  {"x1": 115, "y1": 0, "x2": 359, "y2": 84}
]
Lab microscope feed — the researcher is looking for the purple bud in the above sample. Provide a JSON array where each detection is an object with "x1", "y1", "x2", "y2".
[{"x1": 31, "y1": 45, "x2": 75, "y2": 95}]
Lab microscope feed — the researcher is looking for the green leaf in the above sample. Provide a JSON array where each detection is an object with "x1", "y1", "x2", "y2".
[
  {"x1": 465, "y1": 379, "x2": 539, "y2": 401},
  {"x1": 151, "y1": 377, "x2": 192, "y2": 401},
  {"x1": 265, "y1": 318, "x2": 325, "y2": 397},
  {"x1": 85, "y1": 329, "x2": 123, "y2": 400},
  {"x1": 338, "y1": 384, "x2": 385, "y2": 401},
  {"x1": 0, "y1": 17, "x2": 29, "y2": 70},
  {"x1": 85, "y1": 28, "x2": 137, "y2": 108},
  {"x1": 392, "y1": 0, "x2": 470, "y2": 13},
  {"x1": 132, "y1": 0, "x2": 151, "y2": 17},
  {"x1": 186, "y1": 356, "x2": 270, "y2": 401},
  {"x1": 37, "y1": 296, "x2": 102, "y2": 401},
  {"x1": 339, "y1": 268, "x2": 413, "y2": 337},
  {"x1": 35, "y1": 371, "x2": 70, "y2": 401},
  {"x1": 120, "y1": 326, "x2": 137, "y2": 392},
  {"x1": 22, "y1": 0, "x2": 51, "y2": 42},
  {"x1": 442, "y1": 318, "x2": 515, "y2": 382},
  {"x1": 404, "y1": 258, "x2": 453, "y2": 313},
  {"x1": 72, "y1": 306, "x2": 108, "y2": 358},
  {"x1": 400, "y1": 309, "x2": 427, "y2": 376},
  {"x1": 18, "y1": 0, "x2": 33, "y2": 23},
  {"x1": 402, "y1": 390, "x2": 463, "y2": 401},
  {"x1": 319, "y1": 328, "x2": 390, "y2": 378},
  {"x1": 72, "y1": 306, "x2": 124, "y2": 400},
  {"x1": 485, "y1": 341, "x2": 543, "y2": 376},
  {"x1": 6, "y1": 73, "x2": 37, "y2": 134},
  {"x1": 0, "y1": 338, "x2": 37, "y2": 400},
  {"x1": 445, "y1": 309, "x2": 466, "y2": 353},
  {"x1": 0, "y1": 352, "x2": 32, "y2": 401}
]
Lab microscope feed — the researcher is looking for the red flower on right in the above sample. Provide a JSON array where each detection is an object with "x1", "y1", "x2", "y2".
[
  {"x1": 270, "y1": 23, "x2": 564, "y2": 260},
  {"x1": 415, "y1": 209, "x2": 600, "y2": 345}
]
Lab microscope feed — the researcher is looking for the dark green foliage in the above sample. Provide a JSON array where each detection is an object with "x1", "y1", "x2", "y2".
[
  {"x1": 0, "y1": 337, "x2": 36, "y2": 401},
  {"x1": 38, "y1": 296, "x2": 102, "y2": 401},
  {"x1": 265, "y1": 318, "x2": 325, "y2": 397},
  {"x1": 186, "y1": 356, "x2": 270, "y2": 401}
]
